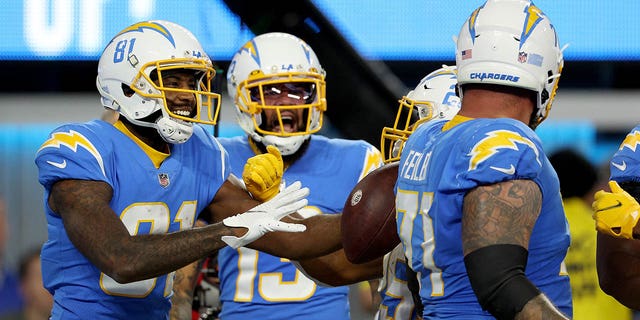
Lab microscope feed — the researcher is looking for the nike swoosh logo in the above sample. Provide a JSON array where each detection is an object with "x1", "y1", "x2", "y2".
[
  {"x1": 596, "y1": 200, "x2": 622, "y2": 212},
  {"x1": 612, "y1": 161, "x2": 627, "y2": 171},
  {"x1": 490, "y1": 164, "x2": 515, "y2": 175},
  {"x1": 46, "y1": 160, "x2": 67, "y2": 169}
]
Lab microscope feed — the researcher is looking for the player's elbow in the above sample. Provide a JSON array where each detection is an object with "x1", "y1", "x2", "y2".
[
  {"x1": 596, "y1": 258, "x2": 629, "y2": 296},
  {"x1": 597, "y1": 274, "x2": 640, "y2": 309},
  {"x1": 100, "y1": 263, "x2": 139, "y2": 284},
  {"x1": 597, "y1": 277, "x2": 623, "y2": 306},
  {"x1": 597, "y1": 274, "x2": 617, "y2": 297},
  {"x1": 105, "y1": 271, "x2": 134, "y2": 284},
  {"x1": 96, "y1": 255, "x2": 147, "y2": 284}
]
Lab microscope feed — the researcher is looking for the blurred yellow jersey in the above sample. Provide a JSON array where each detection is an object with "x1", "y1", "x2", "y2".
[{"x1": 563, "y1": 197, "x2": 632, "y2": 320}]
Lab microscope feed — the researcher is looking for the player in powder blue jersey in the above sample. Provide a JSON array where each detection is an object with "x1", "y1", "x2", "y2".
[
  {"x1": 220, "y1": 65, "x2": 461, "y2": 320},
  {"x1": 592, "y1": 126, "x2": 640, "y2": 310},
  {"x1": 34, "y1": 20, "x2": 317, "y2": 320},
  {"x1": 375, "y1": 66, "x2": 460, "y2": 320},
  {"x1": 395, "y1": 1, "x2": 571, "y2": 319},
  {"x1": 215, "y1": 32, "x2": 383, "y2": 320}
]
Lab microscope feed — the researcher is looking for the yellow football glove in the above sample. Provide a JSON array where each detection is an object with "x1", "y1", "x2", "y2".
[
  {"x1": 592, "y1": 180, "x2": 640, "y2": 239},
  {"x1": 243, "y1": 145, "x2": 284, "y2": 202}
]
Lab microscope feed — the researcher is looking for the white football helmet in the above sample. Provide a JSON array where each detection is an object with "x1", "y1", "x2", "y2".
[
  {"x1": 455, "y1": 0, "x2": 564, "y2": 129},
  {"x1": 227, "y1": 32, "x2": 326, "y2": 156},
  {"x1": 96, "y1": 20, "x2": 221, "y2": 144},
  {"x1": 381, "y1": 66, "x2": 460, "y2": 163}
]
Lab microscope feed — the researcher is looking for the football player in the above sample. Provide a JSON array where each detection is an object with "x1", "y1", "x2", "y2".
[
  {"x1": 395, "y1": 0, "x2": 571, "y2": 319},
  {"x1": 592, "y1": 129, "x2": 640, "y2": 310},
  {"x1": 214, "y1": 32, "x2": 383, "y2": 320},
  {"x1": 34, "y1": 20, "x2": 319, "y2": 320},
  {"x1": 231, "y1": 66, "x2": 461, "y2": 320},
  {"x1": 375, "y1": 66, "x2": 460, "y2": 320}
]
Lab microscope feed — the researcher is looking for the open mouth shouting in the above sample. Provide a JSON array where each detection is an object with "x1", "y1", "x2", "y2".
[{"x1": 270, "y1": 110, "x2": 299, "y2": 134}]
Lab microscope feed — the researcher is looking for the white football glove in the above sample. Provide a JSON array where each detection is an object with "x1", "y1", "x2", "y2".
[{"x1": 222, "y1": 181, "x2": 309, "y2": 249}]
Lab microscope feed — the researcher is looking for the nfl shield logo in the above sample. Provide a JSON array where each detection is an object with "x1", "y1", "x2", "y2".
[
  {"x1": 158, "y1": 173, "x2": 170, "y2": 188},
  {"x1": 518, "y1": 51, "x2": 528, "y2": 63}
]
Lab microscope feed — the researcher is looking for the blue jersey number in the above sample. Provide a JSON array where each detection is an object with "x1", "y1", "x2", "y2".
[{"x1": 113, "y1": 38, "x2": 137, "y2": 63}]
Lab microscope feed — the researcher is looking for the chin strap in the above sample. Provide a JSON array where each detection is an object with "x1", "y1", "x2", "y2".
[
  {"x1": 260, "y1": 134, "x2": 309, "y2": 156},
  {"x1": 155, "y1": 116, "x2": 193, "y2": 144}
]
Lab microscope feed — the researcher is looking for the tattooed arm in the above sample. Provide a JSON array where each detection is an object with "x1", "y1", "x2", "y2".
[
  {"x1": 50, "y1": 179, "x2": 248, "y2": 283},
  {"x1": 514, "y1": 295, "x2": 570, "y2": 320},
  {"x1": 170, "y1": 260, "x2": 202, "y2": 320},
  {"x1": 462, "y1": 179, "x2": 568, "y2": 320},
  {"x1": 462, "y1": 180, "x2": 541, "y2": 251},
  {"x1": 170, "y1": 220, "x2": 211, "y2": 320}
]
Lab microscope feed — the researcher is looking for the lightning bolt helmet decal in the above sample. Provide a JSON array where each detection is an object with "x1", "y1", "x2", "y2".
[{"x1": 113, "y1": 21, "x2": 176, "y2": 48}]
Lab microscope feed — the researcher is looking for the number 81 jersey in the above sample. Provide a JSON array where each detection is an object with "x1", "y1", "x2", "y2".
[{"x1": 35, "y1": 120, "x2": 228, "y2": 320}]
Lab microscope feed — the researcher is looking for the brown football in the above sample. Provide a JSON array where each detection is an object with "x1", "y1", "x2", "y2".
[{"x1": 341, "y1": 162, "x2": 400, "y2": 264}]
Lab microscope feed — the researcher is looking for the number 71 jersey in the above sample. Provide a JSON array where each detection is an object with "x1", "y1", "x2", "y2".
[{"x1": 395, "y1": 117, "x2": 572, "y2": 318}]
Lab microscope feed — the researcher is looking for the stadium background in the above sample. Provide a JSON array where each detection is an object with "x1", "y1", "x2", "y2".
[{"x1": 0, "y1": 2, "x2": 637, "y2": 315}]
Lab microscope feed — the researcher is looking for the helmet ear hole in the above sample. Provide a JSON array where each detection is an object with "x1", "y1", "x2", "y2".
[
  {"x1": 121, "y1": 84, "x2": 135, "y2": 97},
  {"x1": 149, "y1": 69, "x2": 159, "y2": 82},
  {"x1": 540, "y1": 89, "x2": 549, "y2": 105}
]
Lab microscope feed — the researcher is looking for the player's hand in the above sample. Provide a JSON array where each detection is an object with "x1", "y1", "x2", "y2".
[
  {"x1": 592, "y1": 180, "x2": 640, "y2": 239},
  {"x1": 243, "y1": 145, "x2": 283, "y2": 202},
  {"x1": 222, "y1": 181, "x2": 308, "y2": 248}
]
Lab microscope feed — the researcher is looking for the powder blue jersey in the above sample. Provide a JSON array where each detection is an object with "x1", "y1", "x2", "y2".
[
  {"x1": 395, "y1": 117, "x2": 572, "y2": 319},
  {"x1": 35, "y1": 120, "x2": 229, "y2": 320},
  {"x1": 610, "y1": 125, "x2": 640, "y2": 184},
  {"x1": 376, "y1": 244, "x2": 418, "y2": 320},
  {"x1": 217, "y1": 135, "x2": 382, "y2": 320}
]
